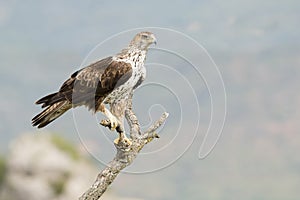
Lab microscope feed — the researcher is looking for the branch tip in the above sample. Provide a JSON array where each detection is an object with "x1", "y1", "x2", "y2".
[{"x1": 164, "y1": 112, "x2": 169, "y2": 118}]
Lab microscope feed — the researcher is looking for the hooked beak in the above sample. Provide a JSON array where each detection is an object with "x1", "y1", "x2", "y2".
[{"x1": 152, "y1": 35, "x2": 157, "y2": 45}]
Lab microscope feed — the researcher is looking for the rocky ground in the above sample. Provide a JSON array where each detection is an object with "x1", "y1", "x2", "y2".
[{"x1": 0, "y1": 133, "x2": 141, "y2": 200}]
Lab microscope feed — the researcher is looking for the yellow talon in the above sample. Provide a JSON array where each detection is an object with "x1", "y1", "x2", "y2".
[{"x1": 114, "y1": 133, "x2": 132, "y2": 147}]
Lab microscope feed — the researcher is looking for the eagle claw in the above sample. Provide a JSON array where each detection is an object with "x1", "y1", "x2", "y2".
[
  {"x1": 100, "y1": 119, "x2": 123, "y2": 133},
  {"x1": 114, "y1": 135, "x2": 132, "y2": 148}
]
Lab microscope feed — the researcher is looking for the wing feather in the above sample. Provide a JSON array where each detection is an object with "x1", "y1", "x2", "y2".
[{"x1": 56, "y1": 56, "x2": 132, "y2": 111}]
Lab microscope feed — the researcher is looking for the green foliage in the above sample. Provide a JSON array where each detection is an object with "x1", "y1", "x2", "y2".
[
  {"x1": 0, "y1": 156, "x2": 6, "y2": 186},
  {"x1": 50, "y1": 179, "x2": 65, "y2": 196},
  {"x1": 51, "y1": 134, "x2": 79, "y2": 160},
  {"x1": 49, "y1": 172, "x2": 70, "y2": 196}
]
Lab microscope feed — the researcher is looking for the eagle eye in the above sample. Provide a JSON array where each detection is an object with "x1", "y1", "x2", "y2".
[{"x1": 141, "y1": 34, "x2": 148, "y2": 39}]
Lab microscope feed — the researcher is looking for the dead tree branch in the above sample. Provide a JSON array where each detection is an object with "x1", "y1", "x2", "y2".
[{"x1": 79, "y1": 95, "x2": 168, "y2": 200}]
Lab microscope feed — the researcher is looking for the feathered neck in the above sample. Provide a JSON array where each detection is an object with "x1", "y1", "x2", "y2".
[{"x1": 118, "y1": 46, "x2": 147, "y2": 56}]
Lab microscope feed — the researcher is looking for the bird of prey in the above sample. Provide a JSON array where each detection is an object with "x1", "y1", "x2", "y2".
[{"x1": 32, "y1": 31, "x2": 157, "y2": 144}]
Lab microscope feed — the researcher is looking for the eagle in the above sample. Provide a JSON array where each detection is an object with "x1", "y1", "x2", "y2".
[{"x1": 32, "y1": 31, "x2": 157, "y2": 144}]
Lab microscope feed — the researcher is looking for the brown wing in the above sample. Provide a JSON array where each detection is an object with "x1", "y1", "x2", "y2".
[{"x1": 36, "y1": 56, "x2": 133, "y2": 112}]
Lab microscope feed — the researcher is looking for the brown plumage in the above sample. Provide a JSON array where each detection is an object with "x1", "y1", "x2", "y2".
[
  {"x1": 32, "y1": 31, "x2": 157, "y2": 131},
  {"x1": 32, "y1": 57, "x2": 132, "y2": 128}
]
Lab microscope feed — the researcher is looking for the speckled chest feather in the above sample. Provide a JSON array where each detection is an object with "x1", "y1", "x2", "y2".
[{"x1": 104, "y1": 50, "x2": 146, "y2": 104}]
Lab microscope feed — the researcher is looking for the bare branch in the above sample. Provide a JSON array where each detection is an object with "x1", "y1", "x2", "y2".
[
  {"x1": 79, "y1": 96, "x2": 168, "y2": 200},
  {"x1": 143, "y1": 112, "x2": 169, "y2": 140}
]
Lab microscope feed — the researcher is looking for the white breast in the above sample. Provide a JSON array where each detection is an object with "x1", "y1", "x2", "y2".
[{"x1": 104, "y1": 51, "x2": 146, "y2": 104}]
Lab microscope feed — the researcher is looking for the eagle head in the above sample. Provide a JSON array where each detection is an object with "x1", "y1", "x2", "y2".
[{"x1": 129, "y1": 31, "x2": 157, "y2": 50}]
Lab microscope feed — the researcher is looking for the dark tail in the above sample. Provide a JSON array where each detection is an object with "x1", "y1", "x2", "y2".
[{"x1": 32, "y1": 93, "x2": 71, "y2": 128}]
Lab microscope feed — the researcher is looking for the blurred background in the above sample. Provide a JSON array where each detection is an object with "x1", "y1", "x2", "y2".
[{"x1": 0, "y1": 0, "x2": 299, "y2": 199}]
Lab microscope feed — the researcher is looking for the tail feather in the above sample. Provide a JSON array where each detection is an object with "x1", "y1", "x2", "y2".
[
  {"x1": 32, "y1": 101, "x2": 71, "y2": 128},
  {"x1": 36, "y1": 92, "x2": 67, "y2": 108},
  {"x1": 36, "y1": 92, "x2": 57, "y2": 104}
]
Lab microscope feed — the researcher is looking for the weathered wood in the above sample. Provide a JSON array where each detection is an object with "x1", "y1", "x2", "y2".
[{"x1": 79, "y1": 95, "x2": 168, "y2": 200}]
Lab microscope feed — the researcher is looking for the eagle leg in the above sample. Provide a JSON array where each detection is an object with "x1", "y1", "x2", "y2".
[
  {"x1": 100, "y1": 106, "x2": 120, "y2": 131},
  {"x1": 114, "y1": 132, "x2": 132, "y2": 147},
  {"x1": 99, "y1": 104, "x2": 131, "y2": 146},
  {"x1": 100, "y1": 120, "x2": 131, "y2": 146}
]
